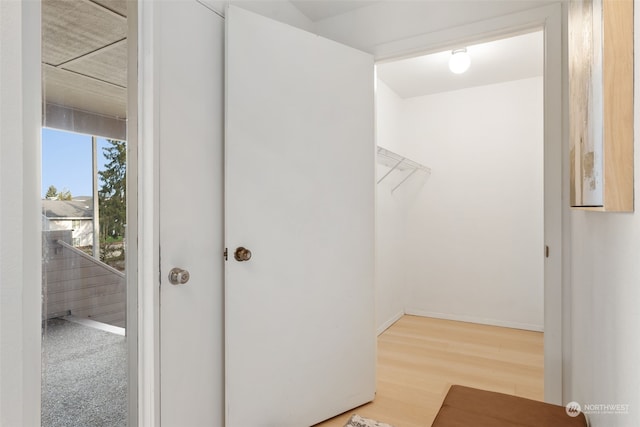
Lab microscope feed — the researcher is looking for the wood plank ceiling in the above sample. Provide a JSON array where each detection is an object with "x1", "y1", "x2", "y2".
[{"x1": 42, "y1": 0, "x2": 127, "y2": 120}]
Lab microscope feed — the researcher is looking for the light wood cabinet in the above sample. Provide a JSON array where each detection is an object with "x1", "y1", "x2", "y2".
[{"x1": 569, "y1": 0, "x2": 633, "y2": 212}]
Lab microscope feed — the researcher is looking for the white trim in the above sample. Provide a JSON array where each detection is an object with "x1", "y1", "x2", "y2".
[
  {"x1": 45, "y1": 217, "x2": 91, "y2": 221},
  {"x1": 196, "y1": 0, "x2": 225, "y2": 18},
  {"x1": 137, "y1": 0, "x2": 161, "y2": 425},
  {"x1": 541, "y1": 3, "x2": 565, "y2": 406},
  {"x1": 374, "y1": 5, "x2": 555, "y2": 63},
  {"x1": 377, "y1": 310, "x2": 405, "y2": 336},
  {"x1": 371, "y1": 3, "x2": 564, "y2": 404},
  {"x1": 126, "y1": 1, "x2": 140, "y2": 426},
  {"x1": 0, "y1": 0, "x2": 42, "y2": 425},
  {"x1": 404, "y1": 309, "x2": 544, "y2": 333}
]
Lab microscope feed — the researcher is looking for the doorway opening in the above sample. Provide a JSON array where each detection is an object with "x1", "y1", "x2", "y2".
[
  {"x1": 40, "y1": 0, "x2": 134, "y2": 425},
  {"x1": 374, "y1": 28, "x2": 545, "y2": 395}
]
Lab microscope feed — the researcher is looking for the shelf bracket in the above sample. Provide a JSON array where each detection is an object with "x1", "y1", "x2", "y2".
[
  {"x1": 391, "y1": 168, "x2": 419, "y2": 193},
  {"x1": 377, "y1": 157, "x2": 405, "y2": 184}
]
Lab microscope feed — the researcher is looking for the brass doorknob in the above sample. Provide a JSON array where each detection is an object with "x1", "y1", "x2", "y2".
[{"x1": 234, "y1": 247, "x2": 252, "y2": 262}]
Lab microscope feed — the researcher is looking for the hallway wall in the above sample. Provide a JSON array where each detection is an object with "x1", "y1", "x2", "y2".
[{"x1": 566, "y1": 4, "x2": 640, "y2": 425}]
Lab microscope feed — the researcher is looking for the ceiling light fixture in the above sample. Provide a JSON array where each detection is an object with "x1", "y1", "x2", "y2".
[{"x1": 449, "y1": 48, "x2": 471, "y2": 74}]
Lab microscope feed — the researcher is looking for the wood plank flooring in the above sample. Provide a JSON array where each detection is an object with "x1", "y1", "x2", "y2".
[{"x1": 313, "y1": 315, "x2": 544, "y2": 427}]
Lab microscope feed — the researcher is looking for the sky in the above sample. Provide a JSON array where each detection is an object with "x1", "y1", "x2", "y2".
[{"x1": 41, "y1": 128, "x2": 111, "y2": 198}]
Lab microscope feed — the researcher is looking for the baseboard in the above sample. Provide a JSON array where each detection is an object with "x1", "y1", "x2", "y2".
[
  {"x1": 377, "y1": 310, "x2": 404, "y2": 336},
  {"x1": 404, "y1": 308, "x2": 544, "y2": 332}
]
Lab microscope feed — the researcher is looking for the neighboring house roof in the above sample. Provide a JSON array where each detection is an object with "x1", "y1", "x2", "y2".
[{"x1": 43, "y1": 197, "x2": 93, "y2": 219}]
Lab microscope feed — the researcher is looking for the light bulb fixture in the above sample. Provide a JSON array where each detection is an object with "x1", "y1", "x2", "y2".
[{"x1": 449, "y1": 48, "x2": 471, "y2": 74}]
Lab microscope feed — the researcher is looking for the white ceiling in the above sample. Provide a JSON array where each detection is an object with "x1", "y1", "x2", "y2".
[
  {"x1": 290, "y1": 1, "x2": 378, "y2": 21},
  {"x1": 376, "y1": 30, "x2": 544, "y2": 99}
]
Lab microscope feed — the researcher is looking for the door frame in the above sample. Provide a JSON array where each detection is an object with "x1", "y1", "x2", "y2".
[
  {"x1": 0, "y1": 1, "x2": 42, "y2": 425},
  {"x1": 372, "y1": 3, "x2": 565, "y2": 404},
  {"x1": 136, "y1": 0, "x2": 161, "y2": 425},
  {"x1": 0, "y1": 0, "x2": 141, "y2": 425},
  {"x1": 1, "y1": 0, "x2": 143, "y2": 425},
  {"x1": 126, "y1": 1, "x2": 141, "y2": 426}
]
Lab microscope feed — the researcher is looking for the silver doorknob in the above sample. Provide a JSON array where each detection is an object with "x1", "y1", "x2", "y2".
[
  {"x1": 234, "y1": 247, "x2": 252, "y2": 262},
  {"x1": 168, "y1": 267, "x2": 190, "y2": 285}
]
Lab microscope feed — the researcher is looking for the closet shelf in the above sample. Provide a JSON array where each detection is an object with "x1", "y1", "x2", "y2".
[{"x1": 376, "y1": 146, "x2": 431, "y2": 192}]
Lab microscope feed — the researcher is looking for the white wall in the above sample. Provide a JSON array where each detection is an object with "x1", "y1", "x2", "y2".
[
  {"x1": 375, "y1": 81, "x2": 409, "y2": 333},
  {"x1": 376, "y1": 80, "x2": 404, "y2": 154},
  {"x1": 0, "y1": 1, "x2": 42, "y2": 425},
  {"x1": 406, "y1": 77, "x2": 544, "y2": 330},
  {"x1": 565, "y1": 4, "x2": 640, "y2": 425},
  {"x1": 376, "y1": 77, "x2": 545, "y2": 331},
  {"x1": 48, "y1": 219, "x2": 93, "y2": 247}
]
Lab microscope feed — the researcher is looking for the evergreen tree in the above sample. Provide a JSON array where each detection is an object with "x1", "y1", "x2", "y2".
[
  {"x1": 46, "y1": 185, "x2": 58, "y2": 199},
  {"x1": 57, "y1": 188, "x2": 72, "y2": 200},
  {"x1": 45, "y1": 185, "x2": 72, "y2": 200},
  {"x1": 98, "y1": 139, "x2": 127, "y2": 241}
]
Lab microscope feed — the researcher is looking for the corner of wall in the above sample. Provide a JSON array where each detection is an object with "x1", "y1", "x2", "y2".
[{"x1": 226, "y1": 0, "x2": 315, "y2": 32}]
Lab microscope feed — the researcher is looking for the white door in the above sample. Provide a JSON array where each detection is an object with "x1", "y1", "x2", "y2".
[
  {"x1": 225, "y1": 6, "x2": 376, "y2": 427},
  {"x1": 158, "y1": 2, "x2": 225, "y2": 426}
]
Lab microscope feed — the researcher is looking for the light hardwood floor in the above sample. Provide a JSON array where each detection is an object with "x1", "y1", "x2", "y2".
[{"x1": 313, "y1": 315, "x2": 544, "y2": 427}]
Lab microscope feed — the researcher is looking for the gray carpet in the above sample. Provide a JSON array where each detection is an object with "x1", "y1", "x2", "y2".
[{"x1": 42, "y1": 318, "x2": 127, "y2": 427}]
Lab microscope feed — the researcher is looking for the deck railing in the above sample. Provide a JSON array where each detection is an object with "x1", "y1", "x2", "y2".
[{"x1": 42, "y1": 230, "x2": 126, "y2": 328}]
